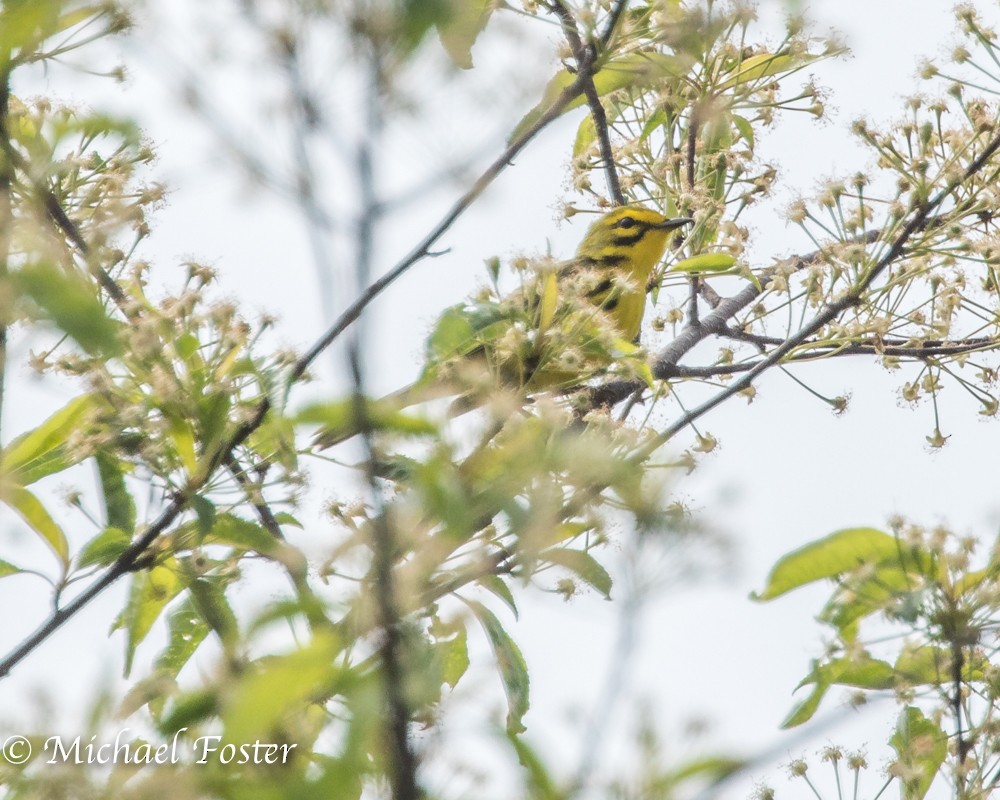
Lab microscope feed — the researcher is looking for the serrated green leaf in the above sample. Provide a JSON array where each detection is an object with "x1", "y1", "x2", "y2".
[
  {"x1": 894, "y1": 646, "x2": 985, "y2": 685},
  {"x1": 825, "y1": 655, "x2": 896, "y2": 689},
  {"x1": 890, "y1": 706, "x2": 946, "y2": 800},
  {"x1": 467, "y1": 600, "x2": 529, "y2": 733},
  {"x1": 2, "y1": 484, "x2": 69, "y2": 564},
  {"x1": 12, "y1": 262, "x2": 122, "y2": 356},
  {"x1": 3, "y1": 394, "x2": 99, "y2": 485},
  {"x1": 78, "y1": 527, "x2": 130, "y2": 568},
  {"x1": 754, "y1": 528, "x2": 917, "y2": 601},
  {"x1": 542, "y1": 548, "x2": 612, "y2": 599}
]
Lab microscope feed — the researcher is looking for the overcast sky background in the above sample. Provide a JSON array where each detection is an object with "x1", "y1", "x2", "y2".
[{"x1": 1, "y1": 1, "x2": 996, "y2": 797}]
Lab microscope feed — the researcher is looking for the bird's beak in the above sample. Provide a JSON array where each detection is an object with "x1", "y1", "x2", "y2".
[{"x1": 654, "y1": 217, "x2": 694, "y2": 230}]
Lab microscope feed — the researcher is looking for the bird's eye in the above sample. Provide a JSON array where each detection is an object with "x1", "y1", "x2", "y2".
[{"x1": 616, "y1": 216, "x2": 637, "y2": 229}]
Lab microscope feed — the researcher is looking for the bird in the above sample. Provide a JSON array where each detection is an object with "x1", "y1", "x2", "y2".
[{"x1": 312, "y1": 206, "x2": 692, "y2": 447}]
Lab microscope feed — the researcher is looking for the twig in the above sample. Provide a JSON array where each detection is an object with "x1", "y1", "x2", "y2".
[
  {"x1": 588, "y1": 229, "x2": 884, "y2": 408},
  {"x1": 686, "y1": 107, "x2": 700, "y2": 325},
  {"x1": 351, "y1": 48, "x2": 420, "y2": 799},
  {"x1": 548, "y1": 0, "x2": 626, "y2": 205}
]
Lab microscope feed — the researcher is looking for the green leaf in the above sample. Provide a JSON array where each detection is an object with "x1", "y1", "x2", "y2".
[
  {"x1": 467, "y1": 600, "x2": 529, "y2": 733},
  {"x1": 511, "y1": 52, "x2": 689, "y2": 143},
  {"x1": 819, "y1": 565, "x2": 919, "y2": 634},
  {"x1": 424, "y1": 302, "x2": 507, "y2": 361},
  {"x1": 890, "y1": 707, "x2": 946, "y2": 800},
  {"x1": 731, "y1": 113, "x2": 755, "y2": 150},
  {"x1": 190, "y1": 495, "x2": 216, "y2": 535},
  {"x1": 0, "y1": 0, "x2": 61, "y2": 54},
  {"x1": 187, "y1": 576, "x2": 239, "y2": 649},
  {"x1": 436, "y1": 0, "x2": 493, "y2": 69},
  {"x1": 155, "y1": 602, "x2": 210, "y2": 680},
  {"x1": 657, "y1": 755, "x2": 747, "y2": 789},
  {"x1": 118, "y1": 558, "x2": 186, "y2": 677},
  {"x1": 208, "y1": 513, "x2": 279, "y2": 554},
  {"x1": 12, "y1": 261, "x2": 122, "y2": 356},
  {"x1": 894, "y1": 646, "x2": 985, "y2": 685},
  {"x1": 781, "y1": 674, "x2": 829, "y2": 728},
  {"x1": 158, "y1": 690, "x2": 219, "y2": 735},
  {"x1": 823, "y1": 655, "x2": 896, "y2": 690},
  {"x1": 78, "y1": 527, "x2": 131, "y2": 568},
  {"x1": 3, "y1": 394, "x2": 100, "y2": 485},
  {"x1": 478, "y1": 574, "x2": 519, "y2": 619},
  {"x1": 717, "y1": 50, "x2": 821, "y2": 92},
  {"x1": 2, "y1": 484, "x2": 69, "y2": 564},
  {"x1": 300, "y1": 398, "x2": 437, "y2": 446},
  {"x1": 166, "y1": 414, "x2": 197, "y2": 476},
  {"x1": 672, "y1": 253, "x2": 737, "y2": 273},
  {"x1": 542, "y1": 548, "x2": 612, "y2": 599},
  {"x1": 0, "y1": 559, "x2": 23, "y2": 579},
  {"x1": 223, "y1": 633, "x2": 342, "y2": 742},
  {"x1": 96, "y1": 453, "x2": 135, "y2": 533},
  {"x1": 754, "y1": 528, "x2": 914, "y2": 601},
  {"x1": 440, "y1": 627, "x2": 470, "y2": 689},
  {"x1": 507, "y1": 731, "x2": 559, "y2": 800}
]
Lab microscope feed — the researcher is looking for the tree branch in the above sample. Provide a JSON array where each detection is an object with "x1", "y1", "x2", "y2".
[{"x1": 548, "y1": 0, "x2": 626, "y2": 205}]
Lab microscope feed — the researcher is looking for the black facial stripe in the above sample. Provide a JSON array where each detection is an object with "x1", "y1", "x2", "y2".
[
  {"x1": 602, "y1": 297, "x2": 620, "y2": 312},
  {"x1": 611, "y1": 227, "x2": 652, "y2": 247}
]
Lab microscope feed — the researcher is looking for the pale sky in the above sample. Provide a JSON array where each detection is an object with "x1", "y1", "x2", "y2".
[{"x1": 0, "y1": 1, "x2": 991, "y2": 797}]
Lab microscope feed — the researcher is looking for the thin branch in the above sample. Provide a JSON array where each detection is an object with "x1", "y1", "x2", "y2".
[
  {"x1": 686, "y1": 106, "x2": 700, "y2": 325},
  {"x1": 548, "y1": 0, "x2": 625, "y2": 204},
  {"x1": 588, "y1": 229, "x2": 885, "y2": 408},
  {"x1": 352, "y1": 48, "x2": 420, "y2": 800}
]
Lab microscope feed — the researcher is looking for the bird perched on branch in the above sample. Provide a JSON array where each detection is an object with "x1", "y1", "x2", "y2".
[{"x1": 310, "y1": 206, "x2": 692, "y2": 446}]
